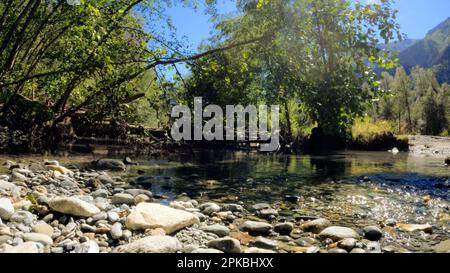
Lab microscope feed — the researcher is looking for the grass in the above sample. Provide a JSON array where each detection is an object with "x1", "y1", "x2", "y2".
[{"x1": 351, "y1": 117, "x2": 395, "y2": 144}]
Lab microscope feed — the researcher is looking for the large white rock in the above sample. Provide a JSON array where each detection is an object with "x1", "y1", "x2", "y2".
[
  {"x1": 125, "y1": 203, "x2": 199, "y2": 234},
  {"x1": 114, "y1": 236, "x2": 181, "y2": 253},
  {"x1": 3, "y1": 242, "x2": 40, "y2": 253},
  {"x1": 48, "y1": 197, "x2": 100, "y2": 217},
  {"x1": 0, "y1": 198, "x2": 14, "y2": 220},
  {"x1": 318, "y1": 226, "x2": 360, "y2": 241},
  {"x1": 23, "y1": 233, "x2": 53, "y2": 246},
  {"x1": 0, "y1": 180, "x2": 18, "y2": 191}
]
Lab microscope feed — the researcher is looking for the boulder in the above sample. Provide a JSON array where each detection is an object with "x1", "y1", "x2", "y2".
[
  {"x1": 125, "y1": 203, "x2": 199, "y2": 234},
  {"x1": 114, "y1": 236, "x2": 181, "y2": 253},
  {"x1": 48, "y1": 197, "x2": 100, "y2": 217},
  {"x1": 95, "y1": 159, "x2": 126, "y2": 171}
]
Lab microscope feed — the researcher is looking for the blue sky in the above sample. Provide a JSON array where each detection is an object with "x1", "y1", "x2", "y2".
[{"x1": 160, "y1": 0, "x2": 450, "y2": 75}]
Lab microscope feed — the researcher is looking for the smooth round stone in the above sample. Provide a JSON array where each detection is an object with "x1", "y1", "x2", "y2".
[
  {"x1": 107, "y1": 211, "x2": 120, "y2": 223},
  {"x1": 3, "y1": 242, "x2": 40, "y2": 253},
  {"x1": 250, "y1": 203, "x2": 270, "y2": 211},
  {"x1": 301, "y1": 218, "x2": 332, "y2": 234},
  {"x1": 10, "y1": 211, "x2": 34, "y2": 225},
  {"x1": 328, "y1": 248, "x2": 348, "y2": 253},
  {"x1": 338, "y1": 238, "x2": 357, "y2": 251},
  {"x1": 92, "y1": 212, "x2": 108, "y2": 221},
  {"x1": 318, "y1": 226, "x2": 360, "y2": 241},
  {"x1": 274, "y1": 222, "x2": 294, "y2": 235},
  {"x1": 251, "y1": 237, "x2": 278, "y2": 249},
  {"x1": 110, "y1": 223, "x2": 123, "y2": 239},
  {"x1": 91, "y1": 189, "x2": 109, "y2": 198},
  {"x1": 363, "y1": 226, "x2": 383, "y2": 241},
  {"x1": 199, "y1": 203, "x2": 221, "y2": 215},
  {"x1": 305, "y1": 246, "x2": 320, "y2": 253},
  {"x1": 350, "y1": 248, "x2": 366, "y2": 253},
  {"x1": 240, "y1": 221, "x2": 272, "y2": 235},
  {"x1": 207, "y1": 237, "x2": 241, "y2": 253},
  {"x1": 200, "y1": 224, "x2": 230, "y2": 237},
  {"x1": 23, "y1": 233, "x2": 53, "y2": 246},
  {"x1": 244, "y1": 247, "x2": 276, "y2": 254},
  {"x1": 32, "y1": 221, "x2": 54, "y2": 237},
  {"x1": 111, "y1": 193, "x2": 135, "y2": 205}
]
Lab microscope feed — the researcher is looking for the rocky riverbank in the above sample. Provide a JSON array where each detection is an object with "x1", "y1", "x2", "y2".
[{"x1": 0, "y1": 159, "x2": 449, "y2": 253}]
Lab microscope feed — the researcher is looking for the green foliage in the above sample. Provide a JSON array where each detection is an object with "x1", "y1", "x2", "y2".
[{"x1": 185, "y1": 0, "x2": 402, "y2": 139}]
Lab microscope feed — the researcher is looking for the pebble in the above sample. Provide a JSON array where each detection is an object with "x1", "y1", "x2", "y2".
[
  {"x1": 107, "y1": 211, "x2": 120, "y2": 223},
  {"x1": 207, "y1": 237, "x2": 241, "y2": 253},
  {"x1": 251, "y1": 237, "x2": 278, "y2": 249},
  {"x1": 240, "y1": 221, "x2": 272, "y2": 235},
  {"x1": 337, "y1": 238, "x2": 357, "y2": 251},
  {"x1": 318, "y1": 226, "x2": 360, "y2": 241},
  {"x1": 32, "y1": 221, "x2": 54, "y2": 237},
  {"x1": 362, "y1": 226, "x2": 383, "y2": 241},
  {"x1": 200, "y1": 224, "x2": 230, "y2": 237},
  {"x1": 301, "y1": 218, "x2": 331, "y2": 233},
  {"x1": 111, "y1": 193, "x2": 135, "y2": 205},
  {"x1": 274, "y1": 222, "x2": 294, "y2": 235},
  {"x1": 110, "y1": 223, "x2": 123, "y2": 239}
]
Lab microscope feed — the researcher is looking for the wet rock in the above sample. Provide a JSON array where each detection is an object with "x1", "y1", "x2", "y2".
[
  {"x1": 32, "y1": 221, "x2": 54, "y2": 237},
  {"x1": 199, "y1": 202, "x2": 221, "y2": 215},
  {"x1": 240, "y1": 221, "x2": 272, "y2": 235},
  {"x1": 23, "y1": 233, "x2": 53, "y2": 246},
  {"x1": 3, "y1": 242, "x2": 40, "y2": 253},
  {"x1": 125, "y1": 203, "x2": 199, "y2": 233},
  {"x1": 48, "y1": 197, "x2": 100, "y2": 217},
  {"x1": 363, "y1": 226, "x2": 383, "y2": 241},
  {"x1": 338, "y1": 238, "x2": 357, "y2": 251},
  {"x1": 284, "y1": 195, "x2": 300, "y2": 202},
  {"x1": 200, "y1": 224, "x2": 230, "y2": 237},
  {"x1": 328, "y1": 248, "x2": 348, "y2": 253},
  {"x1": 305, "y1": 246, "x2": 320, "y2": 253},
  {"x1": 432, "y1": 239, "x2": 450, "y2": 253},
  {"x1": 274, "y1": 222, "x2": 294, "y2": 235},
  {"x1": 95, "y1": 159, "x2": 126, "y2": 172},
  {"x1": 350, "y1": 248, "x2": 366, "y2": 253},
  {"x1": 114, "y1": 236, "x2": 181, "y2": 253},
  {"x1": 397, "y1": 223, "x2": 432, "y2": 233},
  {"x1": 207, "y1": 237, "x2": 241, "y2": 253},
  {"x1": 111, "y1": 193, "x2": 135, "y2": 205},
  {"x1": 251, "y1": 237, "x2": 278, "y2": 249},
  {"x1": 123, "y1": 157, "x2": 138, "y2": 165},
  {"x1": 301, "y1": 218, "x2": 331, "y2": 234},
  {"x1": 318, "y1": 226, "x2": 360, "y2": 241},
  {"x1": 385, "y1": 218, "x2": 397, "y2": 227},
  {"x1": 0, "y1": 198, "x2": 14, "y2": 220}
]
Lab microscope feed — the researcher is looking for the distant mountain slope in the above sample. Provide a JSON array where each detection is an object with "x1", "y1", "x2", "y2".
[{"x1": 398, "y1": 17, "x2": 450, "y2": 83}]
